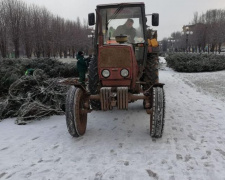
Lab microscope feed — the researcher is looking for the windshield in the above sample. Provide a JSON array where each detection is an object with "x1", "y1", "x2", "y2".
[{"x1": 99, "y1": 6, "x2": 145, "y2": 44}]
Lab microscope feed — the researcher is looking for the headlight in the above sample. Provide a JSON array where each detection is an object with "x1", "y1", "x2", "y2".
[
  {"x1": 120, "y1": 69, "x2": 129, "y2": 77},
  {"x1": 102, "y1": 69, "x2": 110, "y2": 78}
]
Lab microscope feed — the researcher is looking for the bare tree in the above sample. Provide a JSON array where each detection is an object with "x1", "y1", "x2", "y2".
[
  {"x1": 0, "y1": 0, "x2": 9, "y2": 58},
  {"x1": 189, "y1": 23, "x2": 207, "y2": 52},
  {"x1": 0, "y1": 0, "x2": 92, "y2": 59},
  {"x1": 2, "y1": 0, "x2": 26, "y2": 58},
  {"x1": 161, "y1": 38, "x2": 168, "y2": 52},
  {"x1": 171, "y1": 31, "x2": 183, "y2": 51},
  {"x1": 197, "y1": 9, "x2": 225, "y2": 53},
  {"x1": 21, "y1": 6, "x2": 34, "y2": 58},
  {"x1": 165, "y1": 9, "x2": 225, "y2": 53}
]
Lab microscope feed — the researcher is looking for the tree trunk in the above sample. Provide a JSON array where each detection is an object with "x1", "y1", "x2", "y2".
[
  {"x1": 211, "y1": 44, "x2": 215, "y2": 53},
  {"x1": 68, "y1": 48, "x2": 71, "y2": 57},
  {"x1": 47, "y1": 47, "x2": 51, "y2": 58},
  {"x1": 59, "y1": 50, "x2": 63, "y2": 58},
  {"x1": 64, "y1": 50, "x2": 67, "y2": 58},
  {"x1": 25, "y1": 44, "x2": 32, "y2": 58},
  {"x1": 14, "y1": 40, "x2": 20, "y2": 58},
  {"x1": 37, "y1": 51, "x2": 41, "y2": 58},
  {"x1": 72, "y1": 49, "x2": 75, "y2": 58},
  {"x1": 0, "y1": 40, "x2": 7, "y2": 58},
  {"x1": 218, "y1": 43, "x2": 221, "y2": 54},
  {"x1": 72, "y1": 46, "x2": 75, "y2": 58}
]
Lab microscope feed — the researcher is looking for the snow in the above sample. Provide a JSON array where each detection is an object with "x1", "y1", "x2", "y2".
[
  {"x1": 1, "y1": 57, "x2": 225, "y2": 180},
  {"x1": 58, "y1": 58, "x2": 77, "y2": 64},
  {"x1": 159, "y1": 56, "x2": 166, "y2": 64},
  {"x1": 177, "y1": 71, "x2": 225, "y2": 102}
]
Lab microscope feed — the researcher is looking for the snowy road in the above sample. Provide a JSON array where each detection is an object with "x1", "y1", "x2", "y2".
[{"x1": 1, "y1": 66, "x2": 225, "y2": 180}]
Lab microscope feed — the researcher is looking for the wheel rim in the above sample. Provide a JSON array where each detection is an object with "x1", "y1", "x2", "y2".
[{"x1": 74, "y1": 88, "x2": 87, "y2": 136}]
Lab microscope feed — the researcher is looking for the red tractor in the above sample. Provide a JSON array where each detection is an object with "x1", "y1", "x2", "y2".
[{"x1": 65, "y1": 3, "x2": 165, "y2": 138}]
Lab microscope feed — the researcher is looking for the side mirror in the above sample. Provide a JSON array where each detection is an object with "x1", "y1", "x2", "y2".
[
  {"x1": 152, "y1": 13, "x2": 159, "y2": 26},
  {"x1": 88, "y1": 13, "x2": 95, "y2": 26}
]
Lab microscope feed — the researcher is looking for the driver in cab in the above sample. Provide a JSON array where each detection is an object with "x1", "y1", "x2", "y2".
[{"x1": 113, "y1": 18, "x2": 136, "y2": 43}]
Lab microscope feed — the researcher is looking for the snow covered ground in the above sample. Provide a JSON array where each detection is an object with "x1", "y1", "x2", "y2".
[
  {"x1": 1, "y1": 57, "x2": 225, "y2": 180},
  {"x1": 178, "y1": 71, "x2": 225, "y2": 102},
  {"x1": 58, "y1": 58, "x2": 77, "y2": 64}
]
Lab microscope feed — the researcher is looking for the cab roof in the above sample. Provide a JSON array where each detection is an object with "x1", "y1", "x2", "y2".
[{"x1": 97, "y1": 2, "x2": 144, "y2": 8}]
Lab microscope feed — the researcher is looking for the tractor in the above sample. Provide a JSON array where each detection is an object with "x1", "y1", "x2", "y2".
[{"x1": 65, "y1": 2, "x2": 165, "y2": 138}]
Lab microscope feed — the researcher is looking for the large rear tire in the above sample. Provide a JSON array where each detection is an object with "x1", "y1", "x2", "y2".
[
  {"x1": 88, "y1": 57, "x2": 101, "y2": 110},
  {"x1": 65, "y1": 86, "x2": 87, "y2": 137},
  {"x1": 142, "y1": 53, "x2": 159, "y2": 91},
  {"x1": 150, "y1": 87, "x2": 165, "y2": 138}
]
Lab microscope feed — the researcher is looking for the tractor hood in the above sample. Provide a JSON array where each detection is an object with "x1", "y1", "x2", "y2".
[{"x1": 98, "y1": 44, "x2": 138, "y2": 89}]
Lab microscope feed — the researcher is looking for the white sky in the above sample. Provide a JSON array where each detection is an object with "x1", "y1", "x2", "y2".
[{"x1": 22, "y1": 0, "x2": 225, "y2": 40}]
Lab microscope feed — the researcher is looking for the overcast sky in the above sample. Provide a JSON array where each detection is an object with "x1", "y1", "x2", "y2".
[{"x1": 23, "y1": 0, "x2": 225, "y2": 40}]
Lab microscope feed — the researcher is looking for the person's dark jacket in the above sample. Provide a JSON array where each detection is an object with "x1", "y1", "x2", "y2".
[
  {"x1": 113, "y1": 24, "x2": 136, "y2": 43},
  {"x1": 25, "y1": 68, "x2": 34, "y2": 75},
  {"x1": 76, "y1": 54, "x2": 87, "y2": 72},
  {"x1": 86, "y1": 55, "x2": 92, "y2": 67}
]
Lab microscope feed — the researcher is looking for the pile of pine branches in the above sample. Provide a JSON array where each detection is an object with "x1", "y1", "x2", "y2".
[
  {"x1": 0, "y1": 58, "x2": 78, "y2": 124},
  {"x1": 0, "y1": 58, "x2": 77, "y2": 96},
  {"x1": 0, "y1": 69, "x2": 69, "y2": 124}
]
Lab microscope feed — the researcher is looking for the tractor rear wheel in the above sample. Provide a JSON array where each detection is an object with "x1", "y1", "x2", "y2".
[
  {"x1": 142, "y1": 53, "x2": 159, "y2": 91},
  {"x1": 88, "y1": 57, "x2": 101, "y2": 110},
  {"x1": 66, "y1": 86, "x2": 87, "y2": 137},
  {"x1": 150, "y1": 87, "x2": 165, "y2": 138},
  {"x1": 142, "y1": 53, "x2": 159, "y2": 109}
]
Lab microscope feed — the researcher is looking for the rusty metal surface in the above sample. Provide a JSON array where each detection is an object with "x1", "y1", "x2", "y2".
[
  {"x1": 89, "y1": 94, "x2": 100, "y2": 100},
  {"x1": 58, "y1": 78, "x2": 79, "y2": 85},
  {"x1": 129, "y1": 94, "x2": 147, "y2": 100},
  {"x1": 99, "y1": 47, "x2": 132, "y2": 68},
  {"x1": 101, "y1": 79, "x2": 131, "y2": 87},
  {"x1": 92, "y1": 87, "x2": 150, "y2": 111},
  {"x1": 98, "y1": 45, "x2": 138, "y2": 91},
  {"x1": 58, "y1": 78, "x2": 89, "y2": 92},
  {"x1": 117, "y1": 87, "x2": 128, "y2": 110},
  {"x1": 100, "y1": 87, "x2": 112, "y2": 111}
]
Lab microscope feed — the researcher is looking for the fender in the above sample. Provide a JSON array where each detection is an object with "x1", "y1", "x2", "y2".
[{"x1": 143, "y1": 83, "x2": 165, "y2": 96}]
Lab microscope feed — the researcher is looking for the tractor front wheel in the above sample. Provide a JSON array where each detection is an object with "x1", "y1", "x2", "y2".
[
  {"x1": 150, "y1": 87, "x2": 165, "y2": 138},
  {"x1": 88, "y1": 57, "x2": 101, "y2": 110},
  {"x1": 66, "y1": 86, "x2": 87, "y2": 137}
]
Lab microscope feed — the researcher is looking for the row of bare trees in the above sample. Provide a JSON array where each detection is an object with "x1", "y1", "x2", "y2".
[
  {"x1": 162, "y1": 9, "x2": 225, "y2": 53},
  {"x1": 0, "y1": 0, "x2": 91, "y2": 58}
]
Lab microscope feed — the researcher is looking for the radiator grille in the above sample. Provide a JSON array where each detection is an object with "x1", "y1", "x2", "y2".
[{"x1": 99, "y1": 47, "x2": 132, "y2": 68}]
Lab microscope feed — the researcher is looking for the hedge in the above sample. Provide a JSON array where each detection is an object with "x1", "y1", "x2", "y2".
[{"x1": 165, "y1": 53, "x2": 225, "y2": 72}]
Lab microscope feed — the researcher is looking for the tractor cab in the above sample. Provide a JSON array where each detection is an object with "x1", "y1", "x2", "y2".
[
  {"x1": 96, "y1": 5, "x2": 145, "y2": 44},
  {"x1": 88, "y1": 3, "x2": 159, "y2": 65}
]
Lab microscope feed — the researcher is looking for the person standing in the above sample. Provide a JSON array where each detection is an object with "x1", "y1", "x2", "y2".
[{"x1": 76, "y1": 51, "x2": 87, "y2": 85}]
